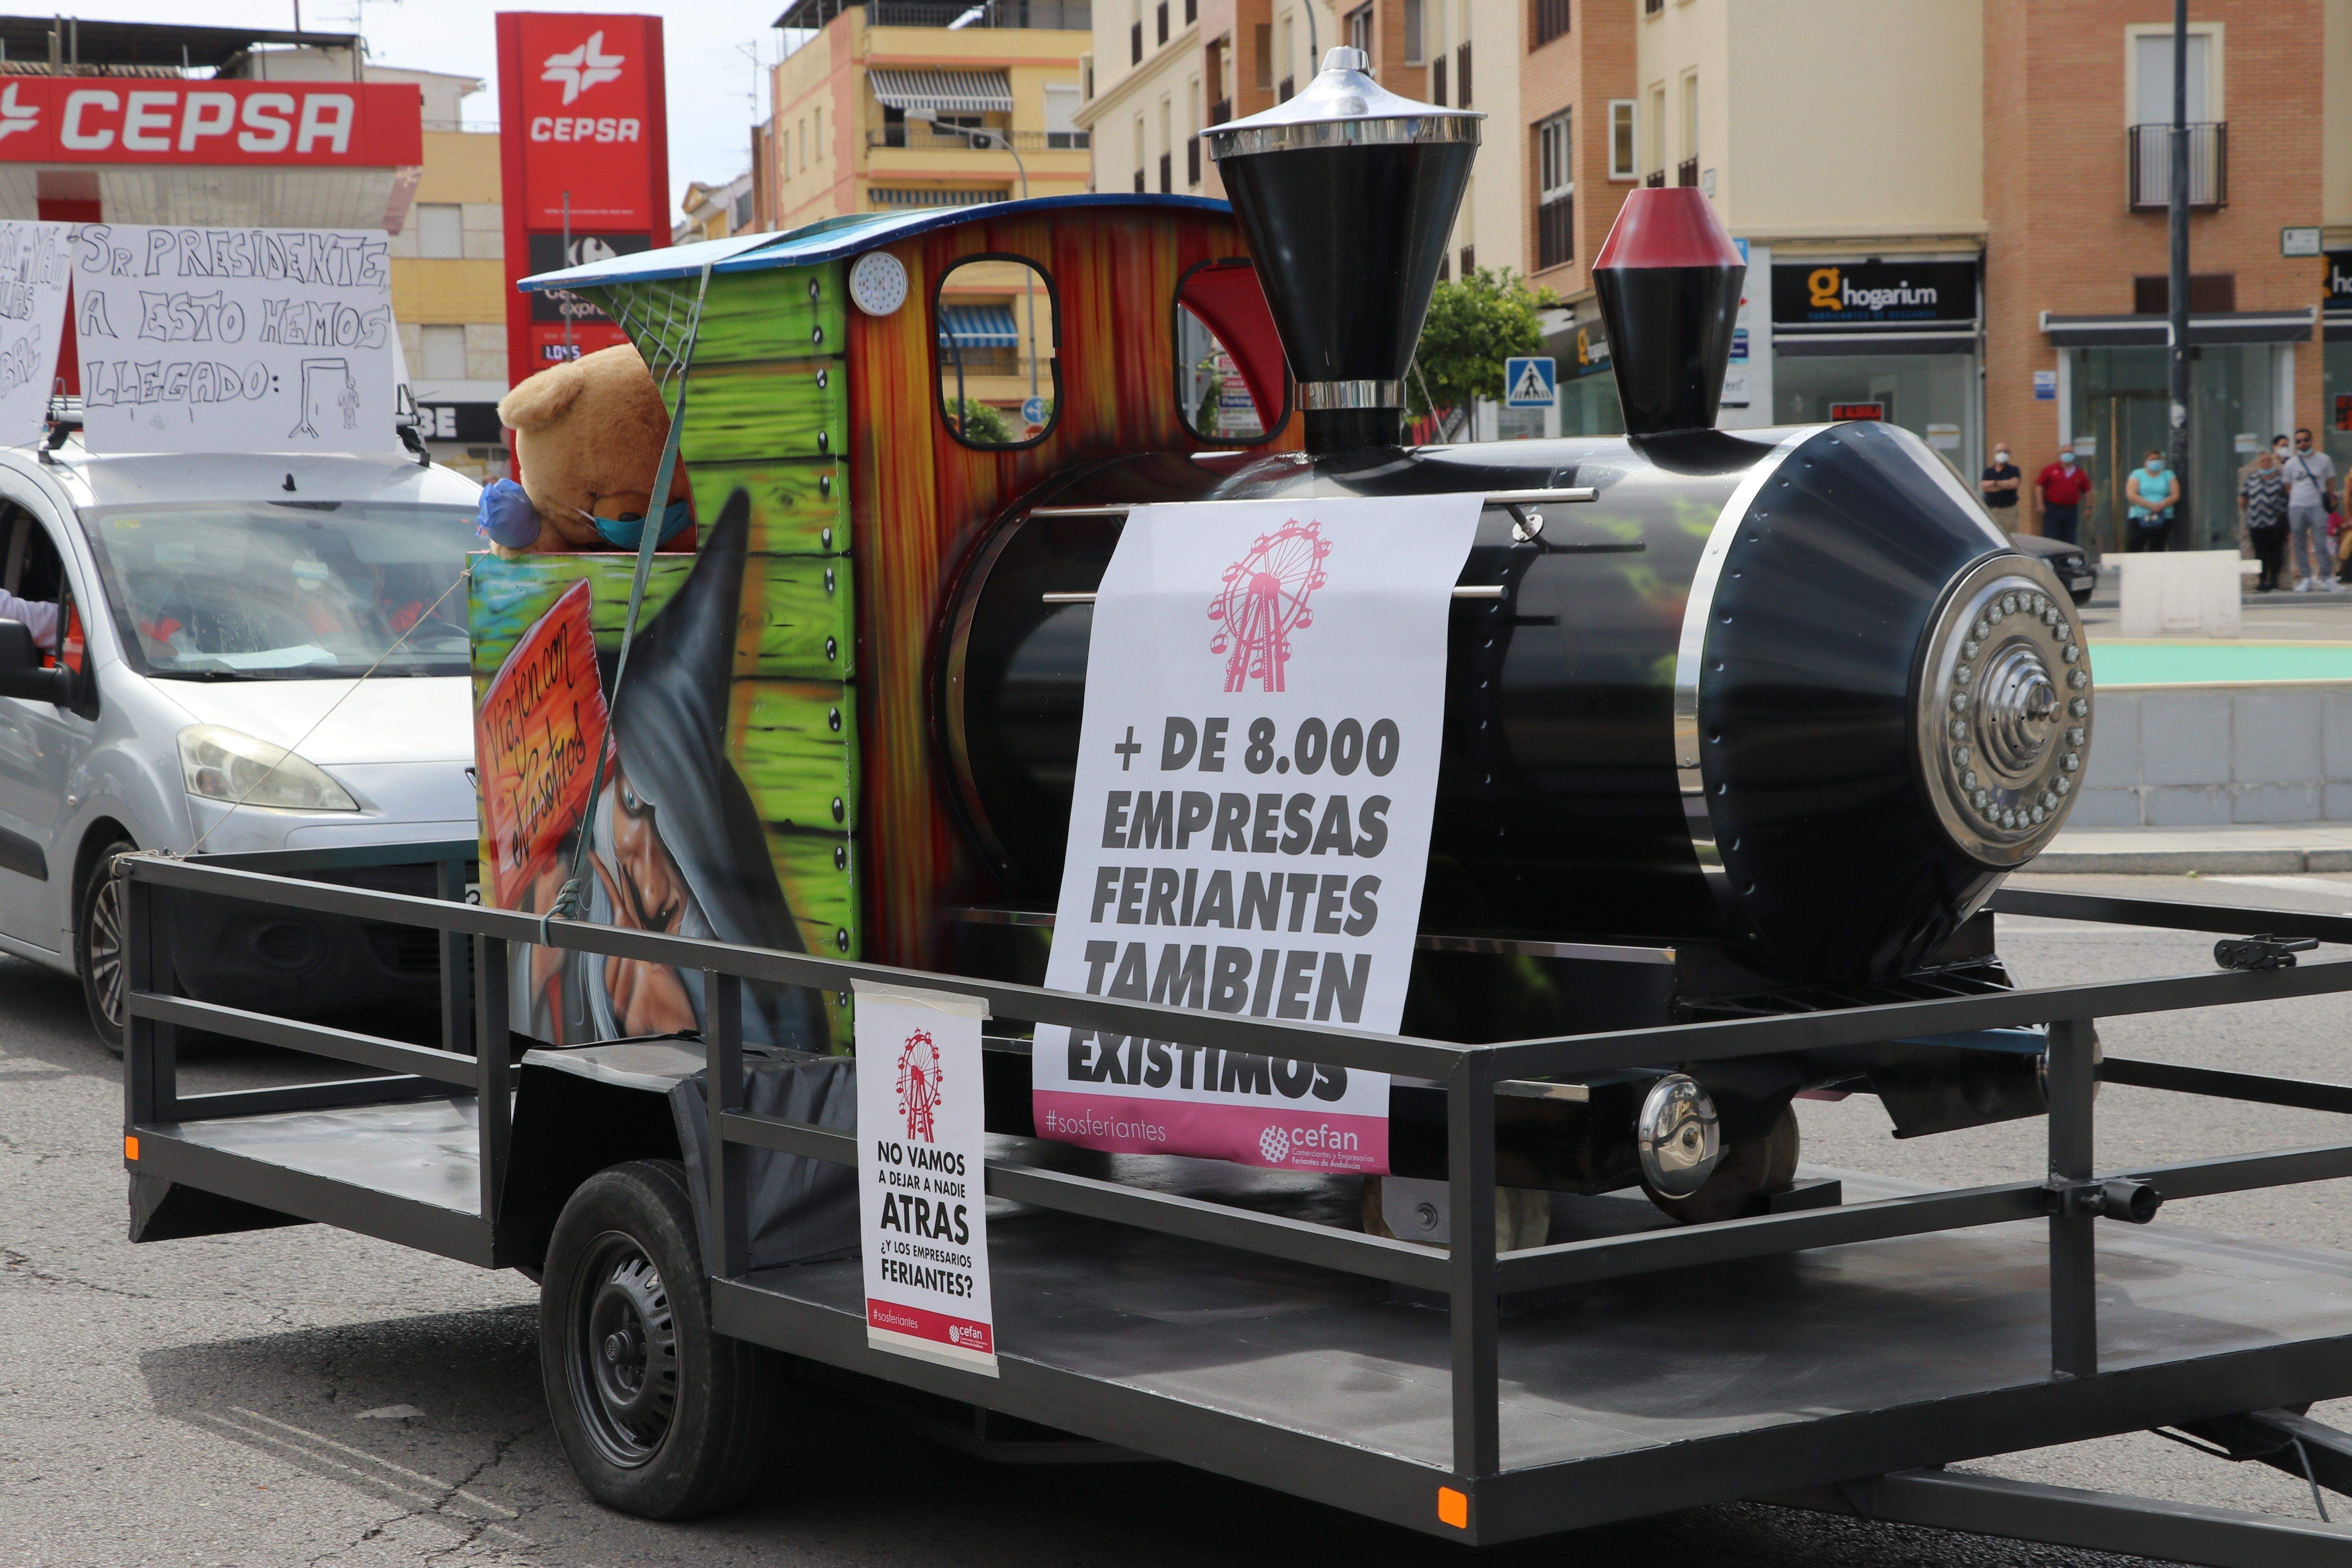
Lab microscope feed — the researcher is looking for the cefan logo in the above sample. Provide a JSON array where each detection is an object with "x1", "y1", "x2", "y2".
[
  {"x1": 542, "y1": 30, "x2": 626, "y2": 105},
  {"x1": 1209, "y1": 520, "x2": 1330, "y2": 693},
  {"x1": 0, "y1": 84, "x2": 37, "y2": 142}
]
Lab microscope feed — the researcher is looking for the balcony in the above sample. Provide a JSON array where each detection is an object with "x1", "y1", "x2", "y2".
[
  {"x1": 1156, "y1": 0, "x2": 1167, "y2": 44},
  {"x1": 2128, "y1": 122, "x2": 2227, "y2": 210},
  {"x1": 1158, "y1": 151, "x2": 1172, "y2": 193},
  {"x1": 1131, "y1": 19, "x2": 1141, "y2": 62},
  {"x1": 1644, "y1": 169, "x2": 1664, "y2": 188},
  {"x1": 870, "y1": 126, "x2": 1083, "y2": 151},
  {"x1": 1676, "y1": 156, "x2": 1697, "y2": 188},
  {"x1": 1208, "y1": 96, "x2": 1231, "y2": 126},
  {"x1": 781, "y1": 0, "x2": 1092, "y2": 27},
  {"x1": 1537, "y1": 194, "x2": 1572, "y2": 272},
  {"x1": 1186, "y1": 136, "x2": 1200, "y2": 185}
]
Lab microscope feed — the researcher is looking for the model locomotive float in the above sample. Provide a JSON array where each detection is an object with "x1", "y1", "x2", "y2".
[{"x1": 490, "y1": 46, "x2": 2090, "y2": 1233}]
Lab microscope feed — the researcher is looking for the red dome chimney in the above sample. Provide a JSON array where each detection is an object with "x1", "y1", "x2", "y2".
[{"x1": 1591, "y1": 188, "x2": 1746, "y2": 437}]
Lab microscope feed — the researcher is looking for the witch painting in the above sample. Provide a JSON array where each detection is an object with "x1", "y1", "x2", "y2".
[{"x1": 512, "y1": 491, "x2": 828, "y2": 1053}]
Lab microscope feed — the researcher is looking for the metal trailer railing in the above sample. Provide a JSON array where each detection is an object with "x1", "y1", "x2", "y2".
[{"x1": 117, "y1": 846, "x2": 2352, "y2": 1551}]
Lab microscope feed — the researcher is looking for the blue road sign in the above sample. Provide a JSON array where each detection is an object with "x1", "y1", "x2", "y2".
[
  {"x1": 1504, "y1": 356, "x2": 1556, "y2": 408},
  {"x1": 1021, "y1": 395, "x2": 1047, "y2": 425}
]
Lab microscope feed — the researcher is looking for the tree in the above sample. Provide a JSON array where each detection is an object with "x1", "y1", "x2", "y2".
[
  {"x1": 1408, "y1": 267, "x2": 1555, "y2": 439},
  {"x1": 947, "y1": 398, "x2": 1012, "y2": 445}
]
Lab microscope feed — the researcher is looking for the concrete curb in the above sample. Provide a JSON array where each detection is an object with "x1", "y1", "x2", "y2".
[{"x1": 2033, "y1": 846, "x2": 2352, "y2": 875}]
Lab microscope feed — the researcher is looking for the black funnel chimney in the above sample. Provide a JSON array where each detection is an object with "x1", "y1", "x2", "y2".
[
  {"x1": 1203, "y1": 48, "x2": 1480, "y2": 454},
  {"x1": 1590, "y1": 188, "x2": 1746, "y2": 437}
]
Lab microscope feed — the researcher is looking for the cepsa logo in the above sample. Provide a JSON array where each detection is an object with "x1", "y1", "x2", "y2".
[
  {"x1": 529, "y1": 29, "x2": 640, "y2": 145},
  {"x1": 0, "y1": 78, "x2": 417, "y2": 165}
]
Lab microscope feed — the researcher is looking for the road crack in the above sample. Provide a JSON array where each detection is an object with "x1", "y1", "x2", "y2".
[{"x1": 0, "y1": 1243, "x2": 153, "y2": 1299}]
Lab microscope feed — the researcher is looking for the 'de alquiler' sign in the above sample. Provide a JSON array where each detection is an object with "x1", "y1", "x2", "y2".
[{"x1": 1030, "y1": 494, "x2": 1480, "y2": 1173}]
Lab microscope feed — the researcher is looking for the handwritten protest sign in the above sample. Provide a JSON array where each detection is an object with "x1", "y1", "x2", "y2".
[
  {"x1": 475, "y1": 580, "x2": 609, "y2": 908},
  {"x1": 72, "y1": 223, "x2": 399, "y2": 454},
  {"x1": 0, "y1": 223, "x2": 70, "y2": 449}
]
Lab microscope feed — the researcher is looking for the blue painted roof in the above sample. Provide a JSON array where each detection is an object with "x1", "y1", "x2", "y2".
[{"x1": 517, "y1": 193, "x2": 1234, "y2": 293}]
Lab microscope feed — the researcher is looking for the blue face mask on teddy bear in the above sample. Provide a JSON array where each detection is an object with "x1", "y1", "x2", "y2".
[{"x1": 475, "y1": 477, "x2": 692, "y2": 553}]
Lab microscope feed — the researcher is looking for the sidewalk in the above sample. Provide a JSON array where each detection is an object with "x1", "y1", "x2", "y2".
[{"x1": 2035, "y1": 821, "x2": 2352, "y2": 875}]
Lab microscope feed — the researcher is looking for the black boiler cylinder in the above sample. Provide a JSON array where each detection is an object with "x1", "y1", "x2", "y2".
[{"x1": 935, "y1": 420, "x2": 2094, "y2": 986}]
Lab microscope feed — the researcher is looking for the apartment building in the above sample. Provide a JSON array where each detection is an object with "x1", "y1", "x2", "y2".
[
  {"x1": 677, "y1": 174, "x2": 759, "y2": 244},
  {"x1": 1514, "y1": 0, "x2": 2352, "y2": 552},
  {"x1": 764, "y1": 0, "x2": 1093, "y2": 230},
  {"x1": 371, "y1": 66, "x2": 509, "y2": 479}
]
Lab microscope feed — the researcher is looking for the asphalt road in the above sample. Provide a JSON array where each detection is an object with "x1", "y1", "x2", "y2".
[{"x1": 9, "y1": 871, "x2": 2352, "y2": 1566}]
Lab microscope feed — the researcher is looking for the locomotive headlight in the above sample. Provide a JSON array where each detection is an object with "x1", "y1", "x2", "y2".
[
  {"x1": 1916, "y1": 559, "x2": 2090, "y2": 867},
  {"x1": 1637, "y1": 1074, "x2": 1721, "y2": 1198}
]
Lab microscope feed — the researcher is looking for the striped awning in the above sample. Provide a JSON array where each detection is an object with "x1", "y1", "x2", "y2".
[
  {"x1": 938, "y1": 304, "x2": 1020, "y2": 348},
  {"x1": 871, "y1": 69, "x2": 1013, "y2": 116}
]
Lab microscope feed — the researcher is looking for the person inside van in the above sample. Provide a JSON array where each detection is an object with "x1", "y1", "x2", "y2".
[{"x1": 0, "y1": 587, "x2": 55, "y2": 651}]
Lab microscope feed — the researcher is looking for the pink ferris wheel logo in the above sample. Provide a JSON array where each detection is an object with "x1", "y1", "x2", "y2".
[
  {"x1": 1209, "y1": 520, "x2": 1330, "y2": 693},
  {"x1": 896, "y1": 1029, "x2": 942, "y2": 1143}
]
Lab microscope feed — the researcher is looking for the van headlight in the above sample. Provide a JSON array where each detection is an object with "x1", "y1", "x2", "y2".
[{"x1": 177, "y1": 724, "x2": 359, "y2": 813}]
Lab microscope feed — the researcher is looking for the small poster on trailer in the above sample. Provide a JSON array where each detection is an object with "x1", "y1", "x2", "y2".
[
  {"x1": 1030, "y1": 494, "x2": 1480, "y2": 1174},
  {"x1": 856, "y1": 979, "x2": 997, "y2": 1376}
]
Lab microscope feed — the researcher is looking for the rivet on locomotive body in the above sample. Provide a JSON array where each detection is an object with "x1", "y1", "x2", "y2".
[
  {"x1": 2063, "y1": 644, "x2": 2082, "y2": 664},
  {"x1": 833, "y1": 845, "x2": 848, "y2": 870},
  {"x1": 2067, "y1": 726, "x2": 2085, "y2": 745},
  {"x1": 820, "y1": 473, "x2": 831, "y2": 498},
  {"x1": 817, "y1": 367, "x2": 829, "y2": 388},
  {"x1": 2062, "y1": 752, "x2": 2080, "y2": 771},
  {"x1": 2068, "y1": 670, "x2": 2088, "y2": 689},
  {"x1": 824, "y1": 566, "x2": 837, "y2": 592},
  {"x1": 829, "y1": 707, "x2": 842, "y2": 731},
  {"x1": 2069, "y1": 697, "x2": 2088, "y2": 716},
  {"x1": 831, "y1": 797, "x2": 846, "y2": 822},
  {"x1": 1955, "y1": 664, "x2": 1973, "y2": 684},
  {"x1": 1974, "y1": 619, "x2": 1991, "y2": 639},
  {"x1": 822, "y1": 525, "x2": 834, "y2": 547},
  {"x1": 825, "y1": 636, "x2": 839, "y2": 660},
  {"x1": 2056, "y1": 776, "x2": 2072, "y2": 795}
]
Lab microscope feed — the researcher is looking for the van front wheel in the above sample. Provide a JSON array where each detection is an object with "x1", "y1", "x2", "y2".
[{"x1": 76, "y1": 837, "x2": 133, "y2": 1055}]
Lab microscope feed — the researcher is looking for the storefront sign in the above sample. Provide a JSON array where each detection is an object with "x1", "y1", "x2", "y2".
[
  {"x1": 1030, "y1": 495, "x2": 1479, "y2": 1173},
  {"x1": 0, "y1": 78, "x2": 419, "y2": 167},
  {"x1": 497, "y1": 13, "x2": 670, "y2": 392},
  {"x1": 71, "y1": 223, "x2": 398, "y2": 454},
  {"x1": 1829, "y1": 402, "x2": 1884, "y2": 421},
  {"x1": 857, "y1": 980, "x2": 995, "y2": 1376},
  {"x1": 1772, "y1": 260, "x2": 1978, "y2": 326},
  {"x1": 2283, "y1": 227, "x2": 2323, "y2": 258},
  {"x1": 0, "y1": 223, "x2": 71, "y2": 447},
  {"x1": 414, "y1": 400, "x2": 503, "y2": 443},
  {"x1": 2327, "y1": 251, "x2": 2352, "y2": 306}
]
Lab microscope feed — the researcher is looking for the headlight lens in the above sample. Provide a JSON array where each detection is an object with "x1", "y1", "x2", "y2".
[{"x1": 177, "y1": 724, "x2": 359, "y2": 813}]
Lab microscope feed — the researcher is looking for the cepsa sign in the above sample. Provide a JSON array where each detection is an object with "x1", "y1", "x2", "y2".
[
  {"x1": 0, "y1": 78, "x2": 420, "y2": 166},
  {"x1": 503, "y1": 13, "x2": 665, "y2": 228}
]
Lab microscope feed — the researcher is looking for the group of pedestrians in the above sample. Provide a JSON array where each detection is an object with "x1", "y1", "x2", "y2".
[
  {"x1": 2238, "y1": 431, "x2": 2341, "y2": 592},
  {"x1": 1977, "y1": 431, "x2": 2343, "y2": 594}
]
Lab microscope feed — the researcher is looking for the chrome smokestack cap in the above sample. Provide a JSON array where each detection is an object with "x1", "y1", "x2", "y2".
[{"x1": 1205, "y1": 48, "x2": 1481, "y2": 452}]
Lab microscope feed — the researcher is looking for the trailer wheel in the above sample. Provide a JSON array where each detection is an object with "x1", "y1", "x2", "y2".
[
  {"x1": 540, "y1": 1159, "x2": 779, "y2": 1518},
  {"x1": 1642, "y1": 1103, "x2": 1800, "y2": 1226}
]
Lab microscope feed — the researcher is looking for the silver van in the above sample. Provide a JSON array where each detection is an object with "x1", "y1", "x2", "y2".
[{"x1": 0, "y1": 434, "x2": 483, "y2": 1043}]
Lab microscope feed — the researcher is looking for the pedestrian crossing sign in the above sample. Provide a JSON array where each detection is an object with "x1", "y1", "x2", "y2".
[{"x1": 1504, "y1": 356, "x2": 1556, "y2": 408}]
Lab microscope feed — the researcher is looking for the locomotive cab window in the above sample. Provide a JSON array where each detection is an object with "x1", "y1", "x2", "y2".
[
  {"x1": 935, "y1": 254, "x2": 1059, "y2": 450},
  {"x1": 1173, "y1": 257, "x2": 1290, "y2": 445}
]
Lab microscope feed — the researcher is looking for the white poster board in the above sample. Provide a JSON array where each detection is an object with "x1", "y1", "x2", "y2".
[
  {"x1": 0, "y1": 223, "x2": 71, "y2": 450},
  {"x1": 856, "y1": 980, "x2": 996, "y2": 1376},
  {"x1": 71, "y1": 224, "x2": 399, "y2": 455},
  {"x1": 1029, "y1": 494, "x2": 1480, "y2": 1174}
]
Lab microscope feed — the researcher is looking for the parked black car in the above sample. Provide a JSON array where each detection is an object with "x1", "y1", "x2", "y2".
[{"x1": 2009, "y1": 531, "x2": 2097, "y2": 604}]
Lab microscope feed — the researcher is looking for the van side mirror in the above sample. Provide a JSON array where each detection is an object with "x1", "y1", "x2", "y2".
[{"x1": 0, "y1": 619, "x2": 70, "y2": 704}]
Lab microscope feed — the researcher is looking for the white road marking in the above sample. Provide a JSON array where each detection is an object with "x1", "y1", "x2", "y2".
[{"x1": 195, "y1": 1411, "x2": 535, "y2": 1547}]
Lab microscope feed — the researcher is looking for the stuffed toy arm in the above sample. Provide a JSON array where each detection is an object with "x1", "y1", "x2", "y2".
[{"x1": 476, "y1": 479, "x2": 544, "y2": 552}]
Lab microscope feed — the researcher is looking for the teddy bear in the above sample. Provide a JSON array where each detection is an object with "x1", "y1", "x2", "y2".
[{"x1": 474, "y1": 343, "x2": 695, "y2": 558}]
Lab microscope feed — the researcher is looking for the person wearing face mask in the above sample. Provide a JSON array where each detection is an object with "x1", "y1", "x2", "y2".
[
  {"x1": 2282, "y1": 428, "x2": 2339, "y2": 592},
  {"x1": 1980, "y1": 442, "x2": 2022, "y2": 514},
  {"x1": 2124, "y1": 448, "x2": 2177, "y2": 552},
  {"x1": 2036, "y1": 445, "x2": 2093, "y2": 546}
]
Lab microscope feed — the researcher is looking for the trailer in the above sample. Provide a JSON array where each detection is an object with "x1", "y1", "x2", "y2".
[{"x1": 114, "y1": 839, "x2": 2352, "y2": 1562}]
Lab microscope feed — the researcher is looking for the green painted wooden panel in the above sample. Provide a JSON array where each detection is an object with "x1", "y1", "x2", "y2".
[
  {"x1": 745, "y1": 554, "x2": 855, "y2": 682},
  {"x1": 691, "y1": 264, "x2": 846, "y2": 366},
  {"x1": 733, "y1": 677, "x2": 858, "y2": 835},
  {"x1": 685, "y1": 460, "x2": 847, "y2": 555},
  {"x1": 767, "y1": 827, "x2": 861, "y2": 959},
  {"x1": 681, "y1": 359, "x2": 846, "y2": 465},
  {"x1": 469, "y1": 554, "x2": 689, "y2": 688}
]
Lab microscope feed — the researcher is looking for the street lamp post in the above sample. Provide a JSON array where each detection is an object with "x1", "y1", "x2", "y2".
[
  {"x1": 2165, "y1": 0, "x2": 2192, "y2": 550},
  {"x1": 909, "y1": 107, "x2": 1040, "y2": 406}
]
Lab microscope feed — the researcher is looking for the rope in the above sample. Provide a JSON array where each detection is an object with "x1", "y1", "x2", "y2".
[{"x1": 536, "y1": 260, "x2": 715, "y2": 951}]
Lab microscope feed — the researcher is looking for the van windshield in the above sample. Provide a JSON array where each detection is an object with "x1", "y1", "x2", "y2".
[{"x1": 78, "y1": 501, "x2": 477, "y2": 680}]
